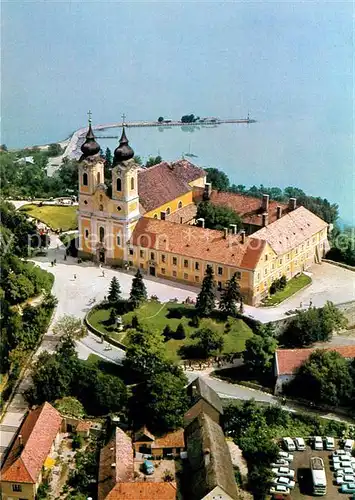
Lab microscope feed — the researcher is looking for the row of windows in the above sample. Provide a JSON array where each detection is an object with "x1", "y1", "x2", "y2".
[
  {"x1": 152, "y1": 201, "x2": 183, "y2": 219},
  {"x1": 116, "y1": 177, "x2": 135, "y2": 191},
  {"x1": 82, "y1": 174, "x2": 135, "y2": 192}
]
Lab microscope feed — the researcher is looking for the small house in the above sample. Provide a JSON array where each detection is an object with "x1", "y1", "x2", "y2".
[
  {"x1": 185, "y1": 377, "x2": 223, "y2": 425},
  {"x1": 133, "y1": 427, "x2": 185, "y2": 458}
]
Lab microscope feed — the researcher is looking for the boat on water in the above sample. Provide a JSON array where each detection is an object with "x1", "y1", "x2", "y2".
[{"x1": 185, "y1": 141, "x2": 198, "y2": 158}]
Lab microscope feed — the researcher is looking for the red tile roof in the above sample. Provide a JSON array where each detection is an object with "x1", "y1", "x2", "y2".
[
  {"x1": 138, "y1": 160, "x2": 205, "y2": 212},
  {"x1": 106, "y1": 482, "x2": 177, "y2": 500},
  {"x1": 98, "y1": 428, "x2": 134, "y2": 500},
  {"x1": 276, "y1": 346, "x2": 355, "y2": 376},
  {"x1": 152, "y1": 429, "x2": 185, "y2": 449},
  {"x1": 76, "y1": 420, "x2": 92, "y2": 432},
  {"x1": 131, "y1": 218, "x2": 266, "y2": 271},
  {"x1": 209, "y1": 190, "x2": 289, "y2": 226},
  {"x1": 252, "y1": 206, "x2": 328, "y2": 255},
  {"x1": 1, "y1": 402, "x2": 62, "y2": 484}
]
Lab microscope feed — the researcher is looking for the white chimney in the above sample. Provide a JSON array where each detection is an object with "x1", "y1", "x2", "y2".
[
  {"x1": 289, "y1": 198, "x2": 297, "y2": 210},
  {"x1": 230, "y1": 224, "x2": 237, "y2": 234},
  {"x1": 204, "y1": 182, "x2": 212, "y2": 197},
  {"x1": 197, "y1": 218, "x2": 205, "y2": 228},
  {"x1": 262, "y1": 213, "x2": 269, "y2": 227}
]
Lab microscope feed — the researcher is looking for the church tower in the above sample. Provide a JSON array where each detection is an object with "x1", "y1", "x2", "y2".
[{"x1": 111, "y1": 125, "x2": 140, "y2": 263}]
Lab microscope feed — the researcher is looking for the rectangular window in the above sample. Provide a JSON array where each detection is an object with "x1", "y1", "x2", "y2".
[
  {"x1": 236, "y1": 271, "x2": 241, "y2": 279},
  {"x1": 257, "y1": 273, "x2": 260, "y2": 281},
  {"x1": 195, "y1": 262, "x2": 200, "y2": 271},
  {"x1": 184, "y1": 259, "x2": 189, "y2": 268},
  {"x1": 150, "y1": 252, "x2": 155, "y2": 260},
  {"x1": 85, "y1": 229, "x2": 89, "y2": 238},
  {"x1": 161, "y1": 268, "x2": 166, "y2": 274},
  {"x1": 140, "y1": 250, "x2": 144, "y2": 259},
  {"x1": 172, "y1": 270, "x2": 177, "y2": 277},
  {"x1": 173, "y1": 257, "x2": 177, "y2": 266},
  {"x1": 265, "y1": 254, "x2": 268, "y2": 261},
  {"x1": 218, "y1": 266, "x2": 223, "y2": 276},
  {"x1": 140, "y1": 263, "x2": 144, "y2": 269},
  {"x1": 161, "y1": 254, "x2": 166, "y2": 263},
  {"x1": 272, "y1": 263, "x2": 275, "y2": 270},
  {"x1": 129, "y1": 248, "x2": 134, "y2": 256},
  {"x1": 287, "y1": 254, "x2": 290, "y2": 260},
  {"x1": 184, "y1": 273, "x2": 188, "y2": 280},
  {"x1": 279, "y1": 258, "x2": 282, "y2": 265},
  {"x1": 117, "y1": 235, "x2": 121, "y2": 246},
  {"x1": 129, "y1": 260, "x2": 133, "y2": 267},
  {"x1": 12, "y1": 485, "x2": 22, "y2": 492},
  {"x1": 264, "y1": 268, "x2": 268, "y2": 275},
  {"x1": 195, "y1": 275, "x2": 199, "y2": 282}
]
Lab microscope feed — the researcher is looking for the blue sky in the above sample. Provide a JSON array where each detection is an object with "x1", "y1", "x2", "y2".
[{"x1": 1, "y1": 1, "x2": 353, "y2": 221}]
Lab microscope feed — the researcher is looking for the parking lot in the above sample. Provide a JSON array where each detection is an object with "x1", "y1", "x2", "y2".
[{"x1": 272, "y1": 439, "x2": 354, "y2": 500}]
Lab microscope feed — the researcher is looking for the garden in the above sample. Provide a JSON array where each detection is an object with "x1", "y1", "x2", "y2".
[
  {"x1": 19, "y1": 203, "x2": 78, "y2": 231},
  {"x1": 262, "y1": 273, "x2": 312, "y2": 306}
]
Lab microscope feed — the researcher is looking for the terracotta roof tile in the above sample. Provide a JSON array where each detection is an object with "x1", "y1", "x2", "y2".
[
  {"x1": 134, "y1": 426, "x2": 155, "y2": 442},
  {"x1": 131, "y1": 218, "x2": 265, "y2": 271},
  {"x1": 98, "y1": 428, "x2": 134, "y2": 500},
  {"x1": 152, "y1": 429, "x2": 185, "y2": 449},
  {"x1": 276, "y1": 346, "x2": 355, "y2": 376},
  {"x1": 138, "y1": 160, "x2": 205, "y2": 212},
  {"x1": 166, "y1": 203, "x2": 197, "y2": 224},
  {"x1": 76, "y1": 420, "x2": 92, "y2": 432},
  {"x1": 251, "y1": 206, "x2": 328, "y2": 255},
  {"x1": 106, "y1": 482, "x2": 177, "y2": 500},
  {"x1": 1, "y1": 402, "x2": 62, "y2": 484},
  {"x1": 209, "y1": 190, "x2": 289, "y2": 226}
]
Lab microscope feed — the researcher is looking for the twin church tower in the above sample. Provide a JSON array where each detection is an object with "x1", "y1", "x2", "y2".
[{"x1": 78, "y1": 117, "x2": 140, "y2": 264}]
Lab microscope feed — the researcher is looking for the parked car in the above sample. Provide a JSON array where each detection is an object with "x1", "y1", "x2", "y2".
[
  {"x1": 344, "y1": 440, "x2": 355, "y2": 452},
  {"x1": 272, "y1": 467, "x2": 295, "y2": 479},
  {"x1": 271, "y1": 460, "x2": 289, "y2": 467},
  {"x1": 336, "y1": 474, "x2": 355, "y2": 485},
  {"x1": 143, "y1": 460, "x2": 154, "y2": 475},
  {"x1": 278, "y1": 451, "x2": 293, "y2": 462},
  {"x1": 341, "y1": 483, "x2": 355, "y2": 494},
  {"x1": 336, "y1": 470, "x2": 347, "y2": 477},
  {"x1": 283, "y1": 437, "x2": 296, "y2": 452},
  {"x1": 270, "y1": 485, "x2": 290, "y2": 495},
  {"x1": 325, "y1": 436, "x2": 335, "y2": 450},
  {"x1": 334, "y1": 464, "x2": 354, "y2": 474},
  {"x1": 333, "y1": 449, "x2": 351, "y2": 457},
  {"x1": 314, "y1": 436, "x2": 323, "y2": 450},
  {"x1": 272, "y1": 476, "x2": 296, "y2": 489},
  {"x1": 295, "y1": 437, "x2": 306, "y2": 451}
]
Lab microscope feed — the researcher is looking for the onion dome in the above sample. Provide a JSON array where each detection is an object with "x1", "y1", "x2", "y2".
[
  {"x1": 80, "y1": 121, "x2": 100, "y2": 159},
  {"x1": 113, "y1": 127, "x2": 134, "y2": 165}
]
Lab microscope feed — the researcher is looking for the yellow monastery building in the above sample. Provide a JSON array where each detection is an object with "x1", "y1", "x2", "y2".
[{"x1": 78, "y1": 121, "x2": 329, "y2": 305}]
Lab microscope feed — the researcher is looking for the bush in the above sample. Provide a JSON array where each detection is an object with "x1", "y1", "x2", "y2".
[
  {"x1": 175, "y1": 323, "x2": 186, "y2": 339},
  {"x1": 72, "y1": 434, "x2": 84, "y2": 450}
]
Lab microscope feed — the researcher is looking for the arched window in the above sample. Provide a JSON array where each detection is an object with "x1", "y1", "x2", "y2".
[
  {"x1": 154, "y1": 214, "x2": 158, "y2": 219},
  {"x1": 99, "y1": 204, "x2": 104, "y2": 211},
  {"x1": 117, "y1": 235, "x2": 121, "y2": 246},
  {"x1": 178, "y1": 201, "x2": 183, "y2": 209},
  {"x1": 99, "y1": 226, "x2": 105, "y2": 243},
  {"x1": 83, "y1": 173, "x2": 88, "y2": 186},
  {"x1": 130, "y1": 177, "x2": 134, "y2": 190},
  {"x1": 116, "y1": 178, "x2": 122, "y2": 191},
  {"x1": 97, "y1": 172, "x2": 101, "y2": 184},
  {"x1": 166, "y1": 207, "x2": 171, "y2": 215}
]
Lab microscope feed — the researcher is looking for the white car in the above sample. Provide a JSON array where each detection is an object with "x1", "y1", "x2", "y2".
[
  {"x1": 295, "y1": 437, "x2": 306, "y2": 451},
  {"x1": 271, "y1": 460, "x2": 289, "y2": 467},
  {"x1": 278, "y1": 451, "x2": 293, "y2": 462},
  {"x1": 336, "y1": 474, "x2": 355, "y2": 485},
  {"x1": 270, "y1": 485, "x2": 290, "y2": 495},
  {"x1": 272, "y1": 476, "x2": 296, "y2": 489},
  {"x1": 283, "y1": 437, "x2": 296, "y2": 452},
  {"x1": 325, "y1": 436, "x2": 335, "y2": 450},
  {"x1": 344, "y1": 439, "x2": 355, "y2": 452},
  {"x1": 334, "y1": 464, "x2": 354, "y2": 474},
  {"x1": 333, "y1": 449, "x2": 351, "y2": 457},
  {"x1": 314, "y1": 436, "x2": 323, "y2": 450},
  {"x1": 272, "y1": 467, "x2": 295, "y2": 479},
  {"x1": 340, "y1": 455, "x2": 352, "y2": 462}
]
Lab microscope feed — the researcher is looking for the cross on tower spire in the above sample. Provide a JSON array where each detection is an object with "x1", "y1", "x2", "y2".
[
  {"x1": 87, "y1": 109, "x2": 92, "y2": 125},
  {"x1": 121, "y1": 113, "x2": 126, "y2": 126}
]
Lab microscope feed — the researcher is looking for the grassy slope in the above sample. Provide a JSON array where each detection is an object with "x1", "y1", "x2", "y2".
[
  {"x1": 20, "y1": 204, "x2": 78, "y2": 231},
  {"x1": 87, "y1": 301, "x2": 253, "y2": 361}
]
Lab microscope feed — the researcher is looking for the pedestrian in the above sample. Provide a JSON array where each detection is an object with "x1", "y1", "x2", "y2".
[
  {"x1": 102, "y1": 270, "x2": 105, "y2": 277},
  {"x1": 309, "y1": 299, "x2": 313, "y2": 307},
  {"x1": 300, "y1": 301, "x2": 303, "y2": 308},
  {"x1": 64, "y1": 254, "x2": 67, "y2": 261},
  {"x1": 73, "y1": 274, "x2": 77, "y2": 280},
  {"x1": 54, "y1": 259, "x2": 56, "y2": 265},
  {"x1": 51, "y1": 261, "x2": 54, "y2": 267}
]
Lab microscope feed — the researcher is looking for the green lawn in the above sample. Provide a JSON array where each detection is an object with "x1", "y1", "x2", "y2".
[
  {"x1": 19, "y1": 204, "x2": 78, "y2": 231},
  {"x1": 262, "y1": 274, "x2": 312, "y2": 306},
  {"x1": 87, "y1": 301, "x2": 253, "y2": 361}
]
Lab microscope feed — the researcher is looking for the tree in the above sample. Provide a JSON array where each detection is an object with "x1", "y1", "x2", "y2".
[
  {"x1": 243, "y1": 334, "x2": 277, "y2": 377},
  {"x1": 219, "y1": 272, "x2": 241, "y2": 316},
  {"x1": 6, "y1": 272, "x2": 35, "y2": 304},
  {"x1": 195, "y1": 265, "x2": 216, "y2": 317},
  {"x1": 181, "y1": 114, "x2": 196, "y2": 123},
  {"x1": 52, "y1": 315, "x2": 86, "y2": 342},
  {"x1": 54, "y1": 397, "x2": 85, "y2": 418},
  {"x1": 196, "y1": 201, "x2": 242, "y2": 231},
  {"x1": 123, "y1": 330, "x2": 169, "y2": 380},
  {"x1": 109, "y1": 308, "x2": 116, "y2": 325},
  {"x1": 191, "y1": 327, "x2": 224, "y2": 358},
  {"x1": 108, "y1": 276, "x2": 121, "y2": 304},
  {"x1": 162, "y1": 325, "x2": 173, "y2": 341},
  {"x1": 158, "y1": 116, "x2": 164, "y2": 122},
  {"x1": 129, "y1": 269, "x2": 147, "y2": 306},
  {"x1": 131, "y1": 315, "x2": 140, "y2": 330},
  {"x1": 175, "y1": 323, "x2": 186, "y2": 339},
  {"x1": 133, "y1": 370, "x2": 189, "y2": 432},
  {"x1": 145, "y1": 155, "x2": 162, "y2": 168},
  {"x1": 133, "y1": 155, "x2": 143, "y2": 166},
  {"x1": 47, "y1": 143, "x2": 62, "y2": 157},
  {"x1": 205, "y1": 167, "x2": 230, "y2": 191},
  {"x1": 104, "y1": 147, "x2": 112, "y2": 166},
  {"x1": 286, "y1": 349, "x2": 354, "y2": 406}
]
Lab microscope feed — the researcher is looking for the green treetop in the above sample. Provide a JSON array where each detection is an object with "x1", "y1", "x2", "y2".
[
  {"x1": 195, "y1": 264, "x2": 216, "y2": 317},
  {"x1": 129, "y1": 269, "x2": 147, "y2": 306},
  {"x1": 219, "y1": 272, "x2": 241, "y2": 316},
  {"x1": 108, "y1": 276, "x2": 121, "y2": 304},
  {"x1": 191, "y1": 327, "x2": 224, "y2": 359}
]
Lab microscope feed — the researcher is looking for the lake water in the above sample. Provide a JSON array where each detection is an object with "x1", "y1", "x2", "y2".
[{"x1": 96, "y1": 122, "x2": 354, "y2": 226}]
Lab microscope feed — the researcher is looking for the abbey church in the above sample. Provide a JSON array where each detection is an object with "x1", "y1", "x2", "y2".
[{"x1": 78, "y1": 120, "x2": 329, "y2": 305}]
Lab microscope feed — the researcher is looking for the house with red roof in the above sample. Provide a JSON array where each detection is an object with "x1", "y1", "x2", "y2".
[
  {"x1": 0, "y1": 402, "x2": 62, "y2": 500},
  {"x1": 274, "y1": 346, "x2": 355, "y2": 394}
]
